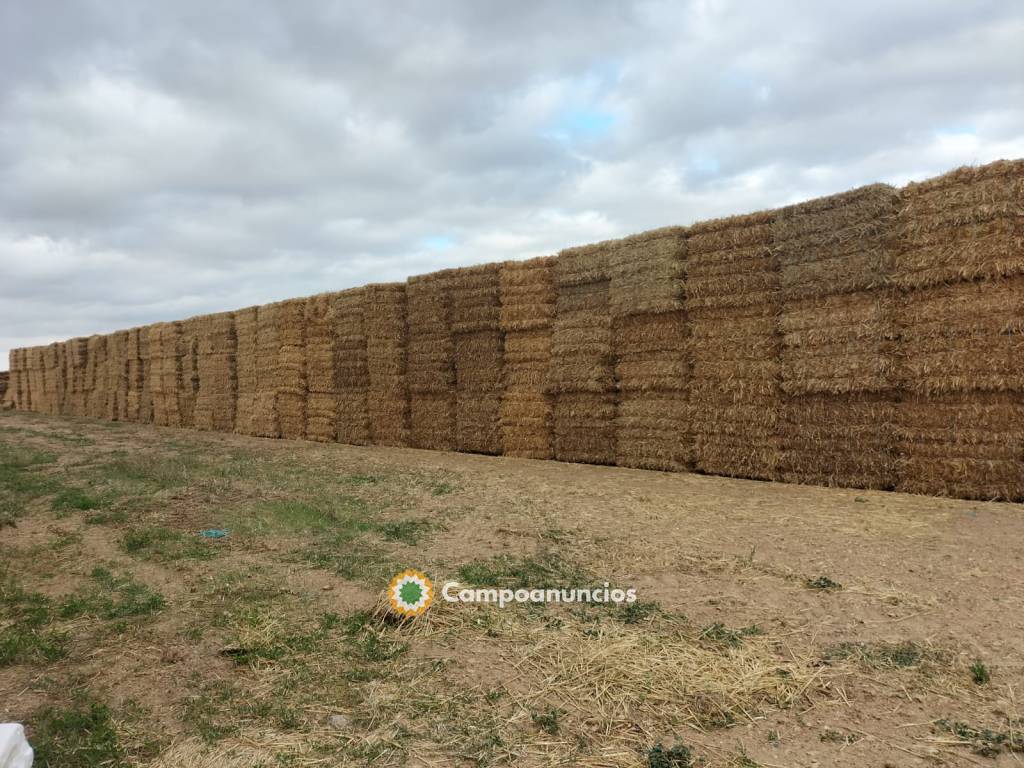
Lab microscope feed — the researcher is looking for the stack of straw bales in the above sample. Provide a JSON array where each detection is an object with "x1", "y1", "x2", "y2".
[
  {"x1": 499, "y1": 256, "x2": 556, "y2": 459},
  {"x1": 43, "y1": 343, "x2": 64, "y2": 416},
  {"x1": 549, "y1": 244, "x2": 617, "y2": 465},
  {"x1": 365, "y1": 283, "x2": 409, "y2": 446},
  {"x1": 177, "y1": 319, "x2": 201, "y2": 428},
  {"x1": 686, "y1": 210, "x2": 780, "y2": 480},
  {"x1": 107, "y1": 331, "x2": 131, "y2": 421},
  {"x1": 774, "y1": 184, "x2": 900, "y2": 489},
  {"x1": 334, "y1": 288, "x2": 371, "y2": 445},
  {"x1": 451, "y1": 264, "x2": 504, "y2": 454},
  {"x1": 252, "y1": 303, "x2": 282, "y2": 438},
  {"x1": 147, "y1": 323, "x2": 180, "y2": 427},
  {"x1": 407, "y1": 270, "x2": 456, "y2": 450},
  {"x1": 124, "y1": 329, "x2": 143, "y2": 422},
  {"x1": 233, "y1": 307, "x2": 258, "y2": 434},
  {"x1": 893, "y1": 160, "x2": 1024, "y2": 500},
  {"x1": 193, "y1": 312, "x2": 237, "y2": 432},
  {"x1": 61, "y1": 339, "x2": 87, "y2": 417},
  {"x1": 85, "y1": 336, "x2": 108, "y2": 419},
  {"x1": 305, "y1": 293, "x2": 340, "y2": 443},
  {"x1": 275, "y1": 299, "x2": 307, "y2": 440},
  {"x1": 610, "y1": 228, "x2": 691, "y2": 471},
  {"x1": 4, "y1": 351, "x2": 23, "y2": 410},
  {"x1": 0, "y1": 371, "x2": 7, "y2": 405}
]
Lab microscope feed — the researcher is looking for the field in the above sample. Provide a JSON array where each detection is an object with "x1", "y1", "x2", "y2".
[{"x1": 1, "y1": 409, "x2": 1022, "y2": 767}]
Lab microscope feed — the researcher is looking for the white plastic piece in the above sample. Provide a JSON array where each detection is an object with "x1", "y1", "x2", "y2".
[{"x1": 0, "y1": 724, "x2": 33, "y2": 768}]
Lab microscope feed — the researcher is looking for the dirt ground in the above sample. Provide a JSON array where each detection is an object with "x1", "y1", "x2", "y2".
[{"x1": 1, "y1": 409, "x2": 1022, "y2": 767}]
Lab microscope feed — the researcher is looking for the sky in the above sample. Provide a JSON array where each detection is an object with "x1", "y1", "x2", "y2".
[{"x1": 2, "y1": 1, "x2": 1023, "y2": 363}]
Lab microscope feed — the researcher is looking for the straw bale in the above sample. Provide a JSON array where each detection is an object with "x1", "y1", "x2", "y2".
[
  {"x1": 331, "y1": 288, "x2": 370, "y2": 446},
  {"x1": 410, "y1": 392, "x2": 455, "y2": 452},
  {"x1": 556, "y1": 242, "x2": 611, "y2": 287},
  {"x1": 337, "y1": 392, "x2": 371, "y2": 446},
  {"x1": 779, "y1": 394, "x2": 896, "y2": 489},
  {"x1": 896, "y1": 275, "x2": 1024, "y2": 394},
  {"x1": 614, "y1": 311, "x2": 688, "y2": 392},
  {"x1": 774, "y1": 184, "x2": 898, "y2": 300},
  {"x1": 548, "y1": 280, "x2": 614, "y2": 394},
  {"x1": 894, "y1": 160, "x2": 1024, "y2": 289},
  {"x1": 85, "y1": 336, "x2": 108, "y2": 418},
  {"x1": 456, "y1": 393, "x2": 502, "y2": 455},
  {"x1": 608, "y1": 227, "x2": 686, "y2": 317},
  {"x1": 552, "y1": 392, "x2": 616, "y2": 465},
  {"x1": 450, "y1": 263, "x2": 500, "y2": 334},
  {"x1": 499, "y1": 256, "x2": 557, "y2": 331},
  {"x1": 365, "y1": 283, "x2": 409, "y2": 447},
  {"x1": 615, "y1": 391, "x2": 691, "y2": 471},
  {"x1": 193, "y1": 312, "x2": 236, "y2": 433},
  {"x1": 249, "y1": 303, "x2": 281, "y2": 438},
  {"x1": 305, "y1": 392, "x2": 337, "y2": 443},
  {"x1": 0, "y1": 372, "x2": 7, "y2": 406},
  {"x1": 895, "y1": 391, "x2": 1024, "y2": 500}
]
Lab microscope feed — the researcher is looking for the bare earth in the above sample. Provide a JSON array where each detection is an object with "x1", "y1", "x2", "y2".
[{"x1": 1, "y1": 409, "x2": 1022, "y2": 767}]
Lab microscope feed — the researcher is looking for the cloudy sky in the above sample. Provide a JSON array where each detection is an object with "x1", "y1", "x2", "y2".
[{"x1": 2, "y1": 1, "x2": 1023, "y2": 363}]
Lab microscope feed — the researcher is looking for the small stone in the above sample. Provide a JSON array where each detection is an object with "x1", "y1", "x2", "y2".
[{"x1": 328, "y1": 714, "x2": 350, "y2": 730}]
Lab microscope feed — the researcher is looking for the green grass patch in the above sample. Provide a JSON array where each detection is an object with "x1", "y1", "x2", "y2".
[
  {"x1": 456, "y1": 552, "x2": 591, "y2": 590},
  {"x1": 59, "y1": 567, "x2": 165, "y2": 622},
  {"x1": 699, "y1": 622, "x2": 765, "y2": 648},
  {"x1": 0, "y1": 577, "x2": 68, "y2": 666},
  {"x1": 32, "y1": 692, "x2": 124, "y2": 768},
  {"x1": 97, "y1": 452, "x2": 207, "y2": 490},
  {"x1": 52, "y1": 487, "x2": 107, "y2": 512},
  {"x1": 825, "y1": 640, "x2": 930, "y2": 669},
  {"x1": 121, "y1": 525, "x2": 219, "y2": 562},
  {"x1": 0, "y1": 443, "x2": 60, "y2": 526}
]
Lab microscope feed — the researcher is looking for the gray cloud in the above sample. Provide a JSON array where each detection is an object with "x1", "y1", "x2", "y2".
[{"x1": 2, "y1": 0, "x2": 1023, "y2": 363}]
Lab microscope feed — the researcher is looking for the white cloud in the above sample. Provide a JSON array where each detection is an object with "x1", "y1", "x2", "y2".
[{"x1": 1, "y1": 0, "x2": 1022, "y2": 363}]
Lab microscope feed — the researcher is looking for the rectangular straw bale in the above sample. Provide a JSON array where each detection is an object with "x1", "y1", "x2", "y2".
[
  {"x1": 895, "y1": 391, "x2": 1024, "y2": 500},
  {"x1": 410, "y1": 392, "x2": 455, "y2": 451},
  {"x1": 779, "y1": 393, "x2": 896, "y2": 490},
  {"x1": 334, "y1": 288, "x2": 370, "y2": 446},
  {"x1": 893, "y1": 159, "x2": 1024, "y2": 289},
  {"x1": 365, "y1": 283, "x2": 409, "y2": 447},
  {"x1": 274, "y1": 298, "x2": 307, "y2": 440},
  {"x1": 556, "y1": 241, "x2": 611, "y2": 287},
  {"x1": 547, "y1": 279, "x2": 614, "y2": 394},
  {"x1": 780, "y1": 292, "x2": 895, "y2": 395},
  {"x1": 896, "y1": 275, "x2": 1024, "y2": 394},
  {"x1": 456, "y1": 393, "x2": 502, "y2": 455},
  {"x1": 103, "y1": 331, "x2": 127, "y2": 421},
  {"x1": 553, "y1": 392, "x2": 616, "y2": 465},
  {"x1": 454, "y1": 328, "x2": 504, "y2": 455},
  {"x1": 615, "y1": 391, "x2": 690, "y2": 471},
  {"x1": 450, "y1": 263, "x2": 500, "y2": 334},
  {"x1": 685, "y1": 210, "x2": 775, "y2": 311},
  {"x1": 614, "y1": 310, "x2": 689, "y2": 392},
  {"x1": 499, "y1": 256, "x2": 556, "y2": 331},
  {"x1": 0, "y1": 372, "x2": 7, "y2": 406},
  {"x1": 774, "y1": 184, "x2": 898, "y2": 300},
  {"x1": 193, "y1": 312, "x2": 237, "y2": 433},
  {"x1": 137, "y1": 327, "x2": 153, "y2": 423},
  {"x1": 608, "y1": 227, "x2": 686, "y2": 317}
]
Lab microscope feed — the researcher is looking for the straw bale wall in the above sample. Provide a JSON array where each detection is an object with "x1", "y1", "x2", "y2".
[{"x1": 7, "y1": 158, "x2": 1023, "y2": 501}]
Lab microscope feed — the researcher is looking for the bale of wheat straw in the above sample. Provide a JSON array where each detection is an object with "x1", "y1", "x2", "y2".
[
  {"x1": 608, "y1": 227, "x2": 686, "y2": 317},
  {"x1": 174, "y1": 318, "x2": 201, "y2": 428},
  {"x1": 552, "y1": 392, "x2": 617, "y2": 465},
  {"x1": 896, "y1": 273, "x2": 1024, "y2": 395},
  {"x1": 364, "y1": 282, "x2": 409, "y2": 447},
  {"x1": 895, "y1": 391, "x2": 1024, "y2": 500},
  {"x1": 778, "y1": 393, "x2": 896, "y2": 490},
  {"x1": 893, "y1": 159, "x2": 1024, "y2": 290}
]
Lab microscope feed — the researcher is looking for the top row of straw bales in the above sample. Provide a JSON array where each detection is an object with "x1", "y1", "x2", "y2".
[{"x1": 4, "y1": 159, "x2": 1023, "y2": 502}]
